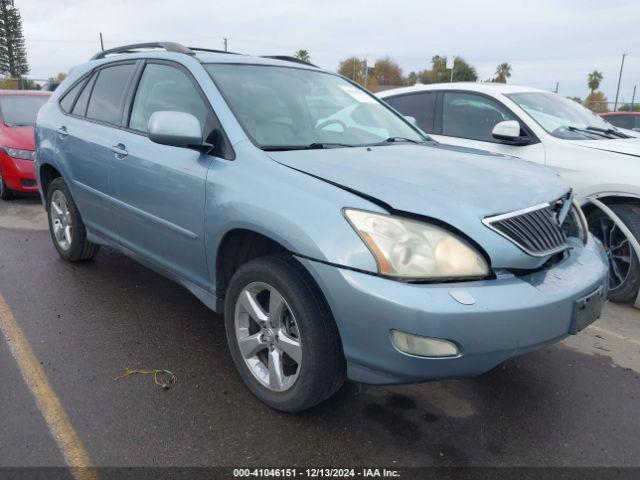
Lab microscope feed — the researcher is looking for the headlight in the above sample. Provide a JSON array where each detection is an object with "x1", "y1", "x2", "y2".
[
  {"x1": 4, "y1": 148, "x2": 36, "y2": 161},
  {"x1": 561, "y1": 200, "x2": 588, "y2": 245},
  {"x1": 344, "y1": 209, "x2": 489, "y2": 280}
]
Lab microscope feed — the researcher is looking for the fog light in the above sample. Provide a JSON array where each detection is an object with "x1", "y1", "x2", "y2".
[{"x1": 390, "y1": 330, "x2": 459, "y2": 357}]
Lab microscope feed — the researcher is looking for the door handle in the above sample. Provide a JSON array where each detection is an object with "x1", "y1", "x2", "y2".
[
  {"x1": 110, "y1": 143, "x2": 128, "y2": 157},
  {"x1": 57, "y1": 126, "x2": 68, "y2": 137}
]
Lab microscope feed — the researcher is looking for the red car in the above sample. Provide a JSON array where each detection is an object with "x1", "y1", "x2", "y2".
[
  {"x1": 599, "y1": 111, "x2": 640, "y2": 132},
  {"x1": 0, "y1": 90, "x2": 52, "y2": 200}
]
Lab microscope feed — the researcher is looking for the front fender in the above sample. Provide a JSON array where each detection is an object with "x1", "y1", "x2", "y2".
[{"x1": 204, "y1": 143, "x2": 381, "y2": 281}]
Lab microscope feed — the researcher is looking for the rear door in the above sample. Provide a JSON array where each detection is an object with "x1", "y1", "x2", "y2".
[
  {"x1": 109, "y1": 61, "x2": 216, "y2": 289},
  {"x1": 57, "y1": 61, "x2": 138, "y2": 242},
  {"x1": 430, "y1": 91, "x2": 546, "y2": 165}
]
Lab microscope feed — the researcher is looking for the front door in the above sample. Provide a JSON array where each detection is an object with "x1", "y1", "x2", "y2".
[
  {"x1": 430, "y1": 91, "x2": 546, "y2": 166},
  {"x1": 109, "y1": 61, "x2": 213, "y2": 289}
]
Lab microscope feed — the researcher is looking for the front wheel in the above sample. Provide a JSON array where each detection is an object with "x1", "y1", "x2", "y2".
[
  {"x1": 588, "y1": 204, "x2": 640, "y2": 303},
  {"x1": 0, "y1": 169, "x2": 13, "y2": 200},
  {"x1": 224, "y1": 254, "x2": 346, "y2": 412}
]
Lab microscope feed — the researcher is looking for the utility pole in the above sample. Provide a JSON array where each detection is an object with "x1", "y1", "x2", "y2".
[
  {"x1": 632, "y1": 85, "x2": 637, "y2": 111},
  {"x1": 554, "y1": 82, "x2": 559, "y2": 93},
  {"x1": 99, "y1": 32, "x2": 104, "y2": 51},
  {"x1": 614, "y1": 53, "x2": 627, "y2": 112},
  {"x1": 223, "y1": 37, "x2": 228, "y2": 52},
  {"x1": 364, "y1": 57, "x2": 368, "y2": 88}
]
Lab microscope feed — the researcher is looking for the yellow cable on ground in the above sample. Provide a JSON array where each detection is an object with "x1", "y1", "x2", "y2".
[{"x1": 115, "y1": 368, "x2": 177, "y2": 389}]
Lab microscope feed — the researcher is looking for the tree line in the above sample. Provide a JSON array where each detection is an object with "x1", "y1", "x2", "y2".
[{"x1": 294, "y1": 50, "x2": 513, "y2": 91}]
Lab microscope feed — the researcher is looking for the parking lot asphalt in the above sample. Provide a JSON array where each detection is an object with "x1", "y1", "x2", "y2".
[{"x1": 1, "y1": 197, "x2": 639, "y2": 468}]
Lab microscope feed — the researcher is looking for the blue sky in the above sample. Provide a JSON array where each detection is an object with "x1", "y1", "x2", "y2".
[{"x1": 21, "y1": 0, "x2": 639, "y2": 102}]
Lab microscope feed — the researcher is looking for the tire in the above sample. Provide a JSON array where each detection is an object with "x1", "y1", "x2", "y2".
[
  {"x1": 46, "y1": 177, "x2": 100, "y2": 262},
  {"x1": 588, "y1": 204, "x2": 640, "y2": 303},
  {"x1": 0, "y1": 169, "x2": 13, "y2": 200},
  {"x1": 224, "y1": 254, "x2": 346, "y2": 412}
]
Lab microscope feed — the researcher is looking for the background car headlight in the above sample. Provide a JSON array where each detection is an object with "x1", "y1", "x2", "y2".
[
  {"x1": 561, "y1": 200, "x2": 588, "y2": 245},
  {"x1": 344, "y1": 208, "x2": 489, "y2": 280},
  {"x1": 4, "y1": 148, "x2": 36, "y2": 161}
]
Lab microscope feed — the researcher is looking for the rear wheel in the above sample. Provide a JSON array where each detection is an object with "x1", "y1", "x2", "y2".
[
  {"x1": 46, "y1": 177, "x2": 100, "y2": 262},
  {"x1": 224, "y1": 254, "x2": 345, "y2": 412},
  {"x1": 588, "y1": 204, "x2": 640, "y2": 303},
  {"x1": 0, "y1": 169, "x2": 13, "y2": 200}
]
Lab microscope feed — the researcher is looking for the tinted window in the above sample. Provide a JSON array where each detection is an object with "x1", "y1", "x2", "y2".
[
  {"x1": 129, "y1": 63, "x2": 208, "y2": 132},
  {"x1": 72, "y1": 75, "x2": 95, "y2": 116},
  {"x1": 59, "y1": 80, "x2": 85, "y2": 113},
  {"x1": 443, "y1": 92, "x2": 517, "y2": 142},
  {"x1": 386, "y1": 92, "x2": 436, "y2": 133},
  {"x1": 603, "y1": 115, "x2": 635, "y2": 130},
  {"x1": 86, "y1": 64, "x2": 135, "y2": 124},
  {"x1": 0, "y1": 96, "x2": 49, "y2": 126}
]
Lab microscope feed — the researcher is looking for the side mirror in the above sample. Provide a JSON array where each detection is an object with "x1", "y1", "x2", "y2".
[
  {"x1": 492, "y1": 120, "x2": 530, "y2": 146},
  {"x1": 404, "y1": 115, "x2": 417, "y2": 126},
  {"x1": 148, "y1": 111, "x2": 203, "y2": 149}
]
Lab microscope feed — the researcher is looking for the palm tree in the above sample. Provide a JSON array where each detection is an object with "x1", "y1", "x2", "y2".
[
  {"x1": 587, "y1": 70, "x2": 603, "y2": 93},
  {"x1": 494, "y1": 63, "x2": 512, "y2": 83},
  {"x1": 294, "y1": 49, "x2": 310, "y2": 63}
]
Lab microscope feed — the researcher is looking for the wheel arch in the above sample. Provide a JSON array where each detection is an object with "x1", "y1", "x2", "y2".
[
  {"x1": 214, "y1": 228, "x2": 291, "y2": 305},
  {"x1": 38, "y1": 162, "x2": 62, "y2": 199}
]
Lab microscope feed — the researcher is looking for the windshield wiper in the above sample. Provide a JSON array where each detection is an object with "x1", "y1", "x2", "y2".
[
  {"x1": 261, "y1": 143, "x2": 355, "y2": 151},
  {"x1": 566, "y1": 126, "x2": 617, "y2": 139},
  {"x1": 585, "y1": 126, "x2": 631, "y2": 139},
  {"x1": 382, "y1": 136, "x2": 424, "y2": 144}
]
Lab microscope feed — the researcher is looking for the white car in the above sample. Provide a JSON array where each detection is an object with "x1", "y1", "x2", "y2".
[{"x1": 379, "y1": 83, "x2": 640, "y2": 305}]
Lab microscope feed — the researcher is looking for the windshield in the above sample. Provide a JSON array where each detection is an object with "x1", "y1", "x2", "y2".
[
  {"x1": 205, "y1": 64, "x2": 426, "y2": 149},
  {"x1": 0, "y1": 95, "x2": 49, "y2": 126},
  {"x1": 507, "y1": 92, "x2": 625, "y2": 140}
]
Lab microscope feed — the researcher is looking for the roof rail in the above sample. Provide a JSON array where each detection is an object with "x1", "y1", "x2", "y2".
[
  {"x1": 260, "y1": 55, "x2": 319, "y2": 68},
  {"x1": 188, "y1": 47, "x2": 240, "y2": 55},
  {"x1": 90, "y1": 42, "x2": 194, "y2": 60}
]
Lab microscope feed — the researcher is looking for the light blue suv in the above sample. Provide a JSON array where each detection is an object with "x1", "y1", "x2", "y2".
[{"x1": 35, "y1": 42, "x2": 609, "y2": 411}]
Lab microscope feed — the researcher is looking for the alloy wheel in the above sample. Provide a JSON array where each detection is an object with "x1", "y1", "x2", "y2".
[
  {"x1": 590, "y1": 216, "x2": 631, "y2": 291},
  {"x1": 234, "y1": 282, "x2": 302, "y2": 392},
  {"x1": 50, "y1": 189, "x2": 73, "y2": 251}
]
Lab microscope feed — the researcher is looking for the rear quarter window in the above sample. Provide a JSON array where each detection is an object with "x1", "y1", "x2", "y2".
[{"x1": 59, "y1": 79, "x2": 86, "y2": 113}]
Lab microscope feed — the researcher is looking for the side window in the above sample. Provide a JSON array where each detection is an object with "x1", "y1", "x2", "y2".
[
  {"x1": 86, "y1": 63, "x2": 136, "y2": 125},
  {"x1": 129, "y1": 63, "x2": 208, "y2": 133},
  {"x1": 442, "y1": 92, "x2": 518, "y2": 142},
  {"x1": 72, "y1": 74, "x2": 95, "y2": 117},
  {"x1": 59, "y1": 78, "x2": 86, "y2": 113},
  {"x1": 387, "y1": 92, "x2": 436, "y2": 133}
]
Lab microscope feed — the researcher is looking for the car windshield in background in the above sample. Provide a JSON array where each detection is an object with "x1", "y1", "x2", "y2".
[
  {"x1": 0, "y1": 95, "x2": 49, "y2": 126},
  {"x1": 507, "y1": 92, "x2": 628, "y2": 140},
  {"x1": 205, "y1": 64, "x2": 426, "y2": 150}
]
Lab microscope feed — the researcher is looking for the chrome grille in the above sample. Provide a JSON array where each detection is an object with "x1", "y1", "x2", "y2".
[{"x1": 483, "y1": 203, "x2": 568, "y2": 257}]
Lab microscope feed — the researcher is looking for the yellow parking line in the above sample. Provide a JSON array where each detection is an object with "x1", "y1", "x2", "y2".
[
  {"x1": 0, "y1": 292, "x2": 99, "y2": 480},
  {"x1": 588, "y1": 324, "x2": 640, "y2": 347}
]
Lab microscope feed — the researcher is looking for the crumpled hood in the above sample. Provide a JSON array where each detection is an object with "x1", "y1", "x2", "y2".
[
  {"x1": 268, "y1": 143, "x2": 570, "y2": 269},
  {"x1": 568, "y1": 138, "x2": 640, "y2": 157},
  {"x1": 268, "y1": 143, "x2": 568, "y2": 219}
]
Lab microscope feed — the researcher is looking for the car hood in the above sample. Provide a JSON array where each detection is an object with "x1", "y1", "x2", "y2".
[
  {"x1": 0, "y1": 124, "x2": 36, "y2": 150},
  {"x1": 268, "y1": 143, "x2": 569, "y2": 269},
  {"x1": 568, "y1": 138, "x2": 640, "y2": 157},
  {"x1": 268, "y1": 143, "x2": 567, "y2": 219}
]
